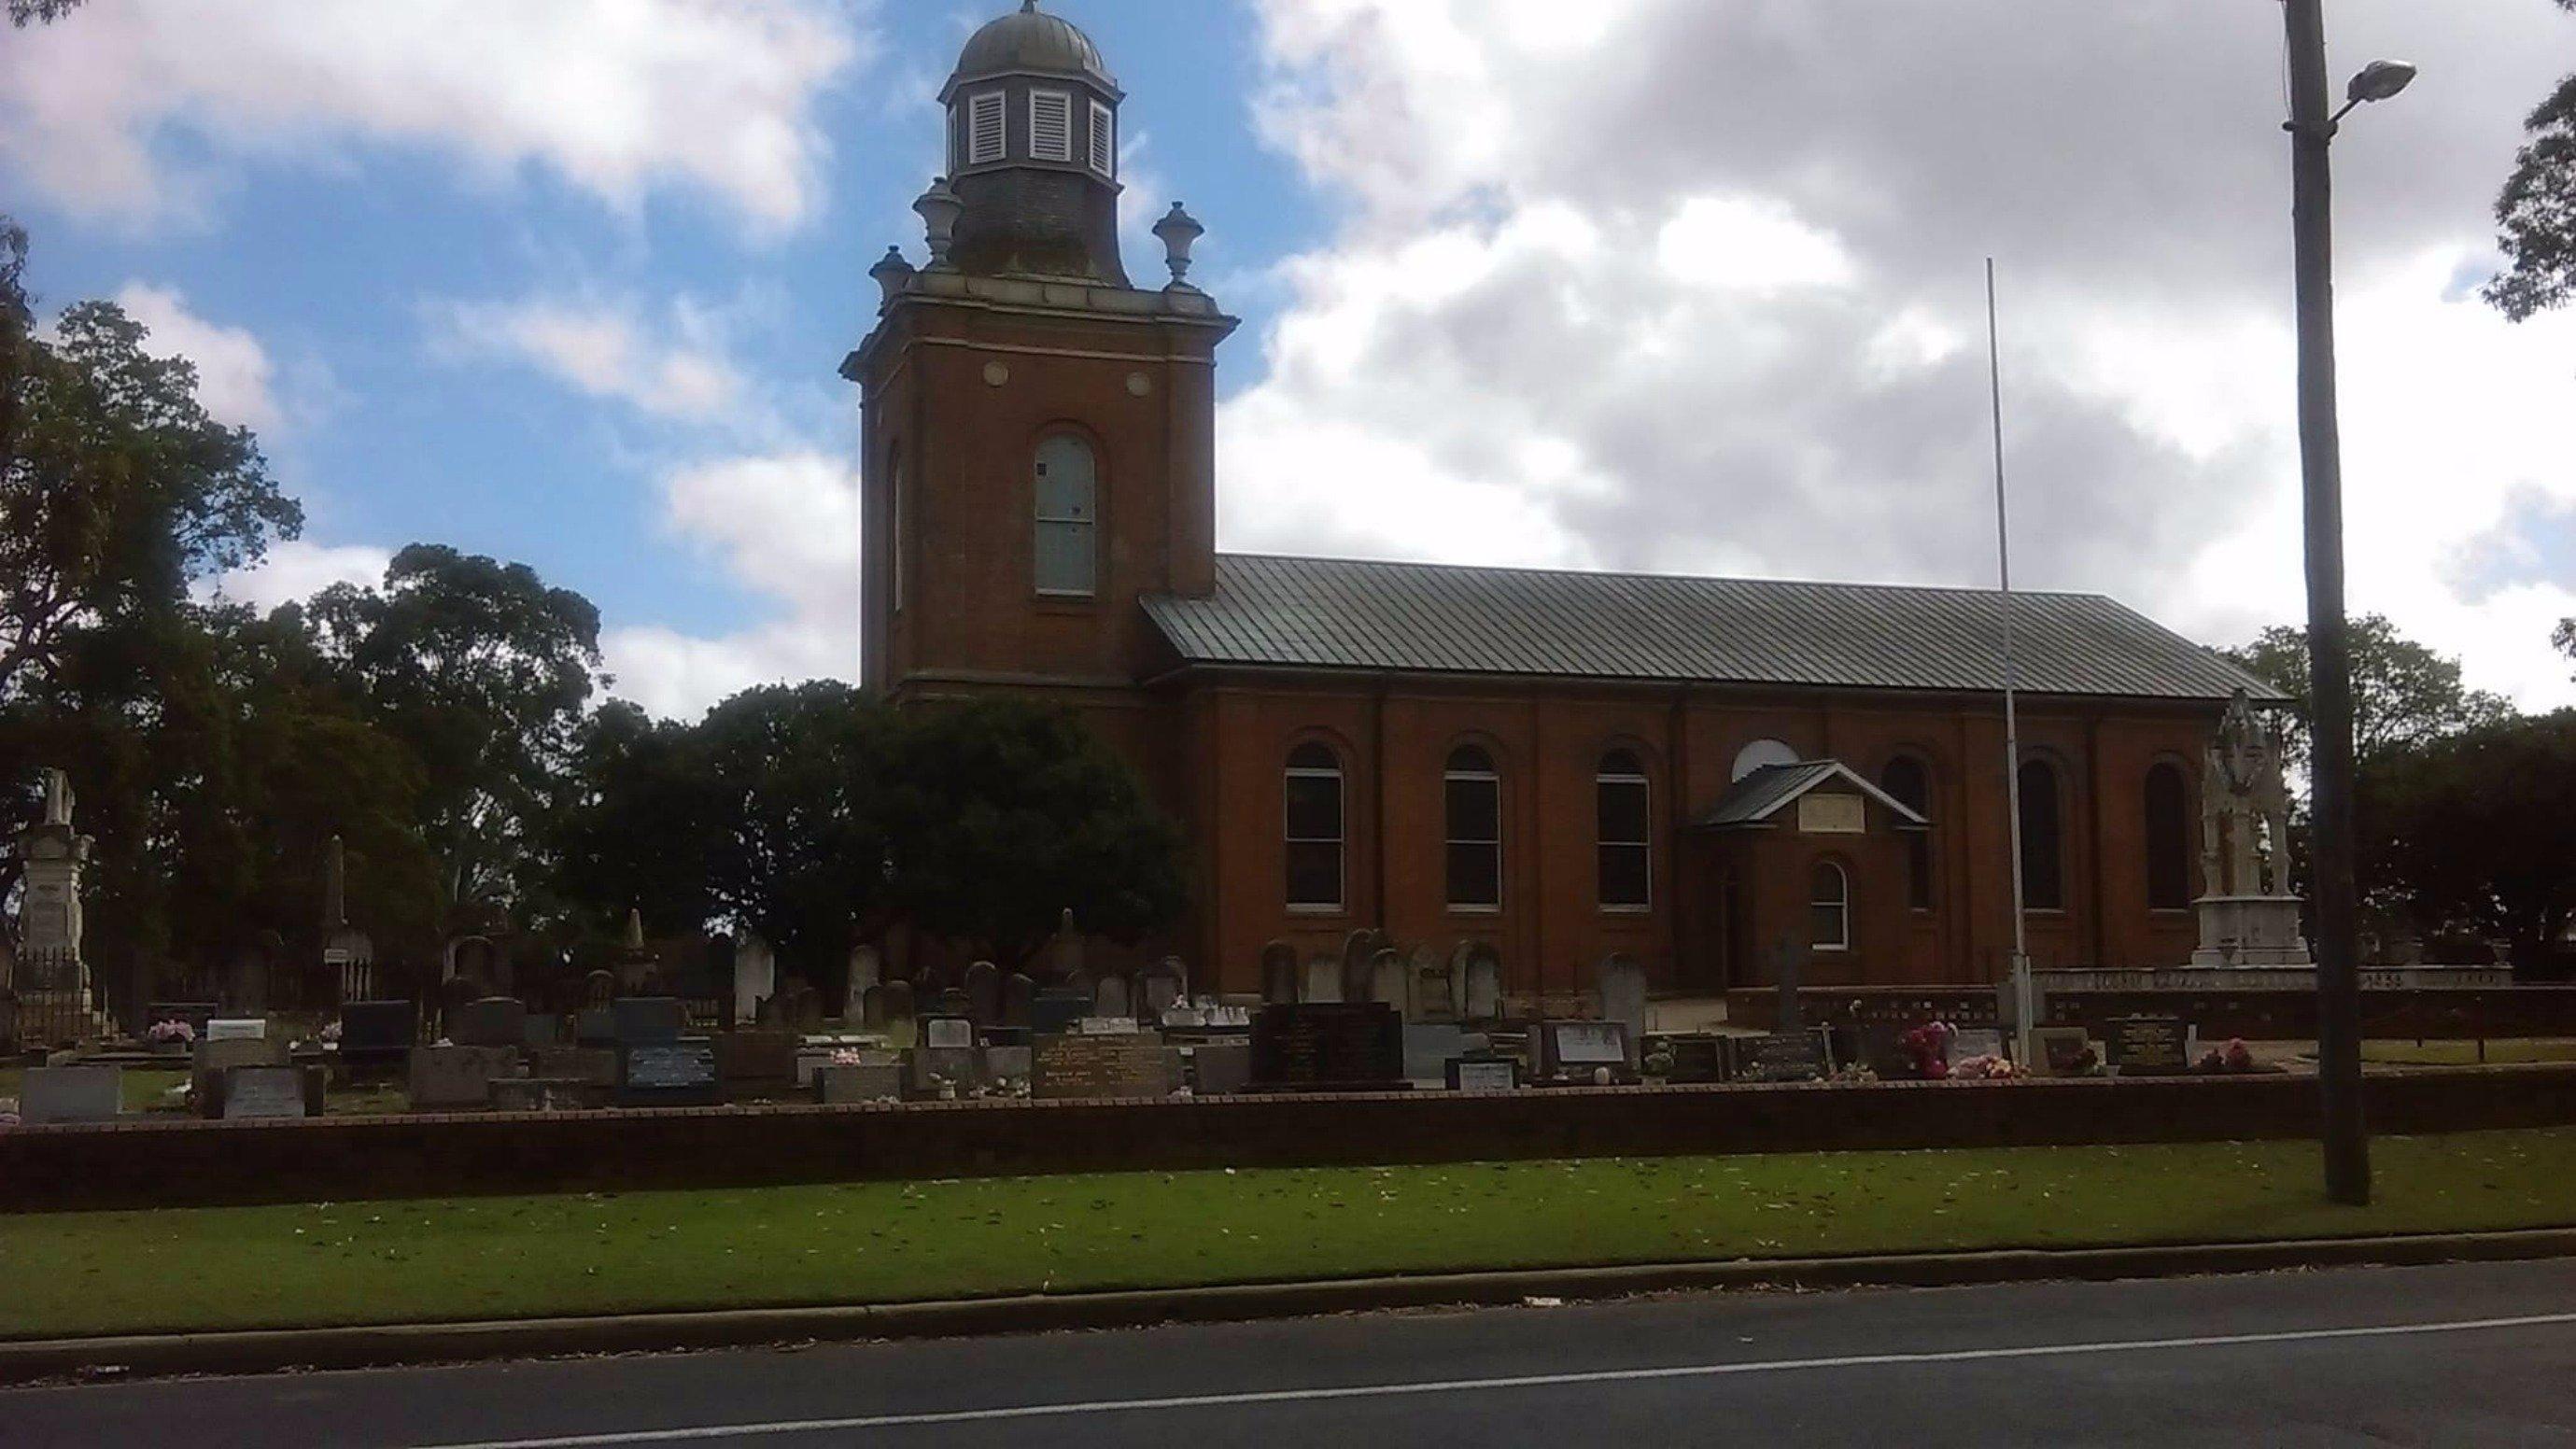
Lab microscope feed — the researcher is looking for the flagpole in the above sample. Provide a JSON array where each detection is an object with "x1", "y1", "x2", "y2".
[{"x1": 1987, "y1": 258, "x2": 2034, "y2": 1065}]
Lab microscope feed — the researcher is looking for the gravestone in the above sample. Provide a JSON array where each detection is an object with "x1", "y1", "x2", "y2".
[
  {"x1": 1407, "y1": 945, "x2": 1457, "y2": 1024},
  {"x1": 1598, "y1": 954, "x2": 1648, "y2": 1066},
  {"x1": 1029, "y1": 986, "x2": 1088, "y2": 1036},
  {"x1": 935, "y1": 986, "x2": 972, "y2": 1020},
  {"x1": 2108, "y1": 1016, "x2": 2188, "y2": 1076},
  {"x1": 861, "y1": 984, "x2": 887, "y2": 1030},
  {"x1": 1141, "y1": 958, "x2": 1189, "y2": 1017},
  {"x1": 19, "y1": 1064, "x2": 120, "y2": 1124},
  {"x1": 916, "y1": 961, "x2": 957, "y2": 1002},
  {"x1": 1641, "y1": 1034, "x2": 1729, "y2": 1084},
  {"x1": 1191, "y1": 1040, "x2": 1253, "y2": 1096},
  {"x1": 1034, "y1": 1032, "x2": 1172, "y2": 1099},
  {"x1": 880, "y1": 979, "x2": 917, "y2": 1033},
  {"x1": 715, "y1": 1031, "x2": 798, "y2": 1093},
  {"x1": 984, "y1": 1044, "x2": 1035, "y2": 1087},
  {"x1": 1772, "y1": 934, "x2": 1804, "y2": 1033},
  {"x1": 911, "y1": 1041, "x2": 982, "y2": 1095},
  {"x1": 1462, "y1": 945, "x2": 1502, "y2": 1022},
  {"x1": 1448, "y1": 1056, "x2": 1520, "y2": 1092},
  {"x1": 1001, "y1": 973, "x2": 1035, "y2": 1031},
  {"x1": 583, "y1": 970, "x2": 617, "y2": 1009},
  {"x1": 846, "y1": 944, "x2": 881, "y2": 1023},
  {"x1": 337, "y1": 1000, "x2": 416, "y2": 1076},
  {"x1": 1044, "y1": 907, "x2": 1084, "y2": 981},
  {"x1": 1369, "y1": 949, "x2": 1408, "y2": 1015},
  {"x1": 221, "y1": 1064, "x2": 312, "y2": 1120},
  {"x1": 964, "y1": 961, "x2": 1002, "y2": 1027},
  {"x1": 1092, "y1": 973, "x2": 1132, "y2": 1021},
  {"x1": 408, "y1": 1045, "x2": 519, "y2": 1109},
  {"x1": 204, "y1": 1018, "x2": 267, "y2": 1043},
  {"x1": 227, "y1": 935, "x2": 275, "y2": 1016},
  {"x1": 573, "y1": 1006, "x2": 619, "y2": 1046},
  {"x1": 1249, "y1": 1003, "x2": 1404, "y2": 1090},
  {"x1": 1538, "y1": 1020, "x2": 1631, "y2": 1081},
  {"x1": 817, "y1": 1062, "x2": 905, "y2": 1104},
  {"x1": 782, "y1": 978, "x2": 826, "y2": 1033},
  {"x1": 921, "y1": 1015, "x2": 976, "y2": 1050},
  {"x1": 2031, "y1": 1026, "x2": 2094, "y2": 1077},
  {"x1": 1260, "y1": 940, "x2": 1299, "y2": 1005},
  {"x1": 1952, "y1": 1027, "x2": 2006, "y2": 1063},
  {"x1": 732, "y1": 935, "x2": 775, "y2": 1031},
  {"x1": 618, "y1": 1037, "x2": 721, "y2": 1106},
  {"x1": 1402, "y1": 1022, "x2": 1467, "y2": 1085},
  {"x1": 1339, "y1": 929, "x2": 1380, "y2": 1006},
  {"x1": 193, "y1": 1035, "x2": 289, "y2": 1113},
  {"x1": 530, "y1": 1046, "x2": 618, "y2": 1090},
  {"x1": 613, "y1": 995, "x2": 687, "y2": 1045},
  {"x1": 1741, "y1": 1030, "x2": 1829, "y2": 1083},
  {"x1": 1300, "y1": 956, "x2": 1343, "y2": 1005},
  {"x1": 450, "y1": 996, "x2": 528, "y2": 1049}
]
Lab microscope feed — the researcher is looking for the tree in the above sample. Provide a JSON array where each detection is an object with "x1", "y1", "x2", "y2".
[
  {"x1": 555, "y1": 699, "x2": 721, "y2": 940},
  {"x1": 878, "y1": 698, "x2": 1186, "y2": 970},
  {"x1": 2223, "y1": 614, "x2": 2512, "y2": 770},
  {"x1": 306, "y1": 544, "x2": 603, "y2": 912},
  {"x1": 693, "y1": 683, "x2": 893, "y2": 987},
  {"x1": 7, "y1": 1, "x2": 84, "y2": 26},
  {"x1": 2360, "y1": 710, "x2": 2576, "y2": 974},
  {"x1": 2557, "y1": 616, "x2": 2574, "y2": 680},
  {"x1": 2485, "y1": 3, "x2": 2576, "y2": 319}
]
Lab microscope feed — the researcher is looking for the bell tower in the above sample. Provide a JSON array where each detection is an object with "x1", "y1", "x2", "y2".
[{"x1": 842, "y1": 2, "x2": 1236, "y2": 752}]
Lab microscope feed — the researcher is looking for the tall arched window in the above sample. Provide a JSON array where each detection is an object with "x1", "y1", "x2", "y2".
[
  {"x1": 1284, "y1": 742, "x2": 1344, "y2": 911},
  {"x1": 2018, "y1": 758, "x2": 2064, "y2": 911},
  {"x1": 1879, "y1": 755, "x2": 1933, "y2": 911},
  {"x1": 1033, "y1": 435, "x2": 1097, "y2": 597},
  {"x1": 2145, "y1": 761, "x2": 2190, "y2": 909},
  {"x1": 1809, "y1": 862, "x2": 1851, "y2": 951},
  {"x1": 1444, "y1": 744, "x2": 1501, "y2": 910},
  {"x1": 1596, "y1": 748, "x2": 1651, "y2": 910},
  {"x1": 888, "y1": 449, "x2": 906, "y2": 613}
]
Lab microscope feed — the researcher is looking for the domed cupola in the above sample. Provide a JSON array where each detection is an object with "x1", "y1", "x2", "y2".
[{"x1": 937, "y1": 1, "x2": 1128, "y2": 285}]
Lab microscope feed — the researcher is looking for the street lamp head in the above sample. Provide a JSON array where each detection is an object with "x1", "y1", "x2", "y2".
[{"x1": 2345, "y1": 60, "x2": 2417, "y2": 106}]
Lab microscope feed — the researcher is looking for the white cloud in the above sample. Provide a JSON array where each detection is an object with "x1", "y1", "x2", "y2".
[
  {"x1": 112, "y1": 283, "x2": 282, "y2": 432},
  {"x1": 429, "y1": 295, "x2": 745, "y2": 422},
  {"x1": 0, "y1": 0, "x2": 866, "y2": 231},
  {"x1": 207, "y1": 540, "x2": 391, "y2": 611},
  {"x1": 601, "y1": 451, "x2": 857, "y2": 719},
  {"x1": 1230, "y1": 0, "x2": 2576, "y2": 710}
]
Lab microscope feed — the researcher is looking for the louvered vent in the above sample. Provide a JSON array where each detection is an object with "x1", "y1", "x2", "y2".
[
  {"x1": 1089, "y1": 100, "x2": 1115, "y2": 176},
  {"x1": 1030, "y1": 91, "x2": 1074, "y2": 162},
  {"x1": 967, "y1": 91, "x2": 1006, "y2": 165}
]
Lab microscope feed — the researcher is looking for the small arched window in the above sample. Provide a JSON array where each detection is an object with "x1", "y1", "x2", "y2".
[
  {"x1": 2018, "y1": 758, "x2": 2065, "y2": 911},
  {"x1": 1444, "y1": 744, "x2": 1501, "y2": 910},
  {"x1": 1284, "y1": 742, "x2": 1344, "y2": 911},
  {"x1": 2145, "y1": 761, "x2": 2191, "y2": 909},
  {"x1": 1033, "y1": 435, "x2": 1097, "y2": 597},
  {"x1": 1879, "y1": 755, "x2": 1933, "y2": 911},
  {"x1": 1809, "y1": 862, "x2": 1851, "y2": 951},
  {"x1": 1597, "y1": 748, "x2": 1651, "y2": 910}
]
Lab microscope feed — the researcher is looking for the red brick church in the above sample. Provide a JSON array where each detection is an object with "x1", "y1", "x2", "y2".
[{"x1": 843, "y1": 2, "x2": 2271, "y2": 1001}]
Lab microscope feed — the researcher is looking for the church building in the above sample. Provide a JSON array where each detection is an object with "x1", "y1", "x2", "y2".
[{"x1": 842, "y1": 3, "x2": 2273, "y2": 1002}]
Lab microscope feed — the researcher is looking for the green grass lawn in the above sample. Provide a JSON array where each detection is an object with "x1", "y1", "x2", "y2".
[{"x1": 9, "y1": 1127, "x2": 2576, "y2": 1341}]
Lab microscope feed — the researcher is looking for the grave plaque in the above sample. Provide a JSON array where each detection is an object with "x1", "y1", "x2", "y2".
[
  {"x1": 910, "y1": 1044, "x2": 982, "y2": 1094},
  {"x1": 1642, "y1": 1034, "x2": 1729, "y2": 1084},
  {"x1": 338, "y1": 1000, "x2": 416, "y2": 1076},
  {"x1": 1540, "y1": 1020, "x2": 1630, "y2": 1080},
  {"x1": 1401, "y1": 1022, "x2": 1466, "y2": 1085},
  {"x1": 612, "y1": 996, "x2": 687, "y2": 1045},
  {"x1": 619, "y1": 1038, "x2": 721, "y2": 1106},
  {"x1": 1446, "y1": 1057, "x2": 1520, "y2": 1093},
  {"x1": 19, "y1": 1065, "x2": 121, "y2": 1124},
  {"x1": 714, "y1": 1030, "x2": 797, "y2": 1091},
  {"x1": 1030, "y1": 989, "x2": 1090, "y2": 1037},
  {"x1": 2108, "y1": 1016, "x2": 2189, "y2": 1075},
  {"x1": 573, "y1": 1006, "x2": 619, "y2": 1046},
  {"x1": 817, "y1": 1062, "x2": 905, "y2": 1104},
  {"x1": 221, "y1": 1064, "x2": 310, "y2": 1120},
  {"x1": 204, "y1": 1018, "x2": 267, "y2": 1042},
  {"x1": 1191, "y1": 1040, "x2": 1252, "y2": 1096},
  {"x1": 2031, "y1": 1027, "x2": 2094, "y2": 1077},
  {"x1": 1951, "y1": 1027, "x2": 2005, "y2": 1063},
  {"x1": 450, "y1": 996, "x2": 528, "y2": 1048},
  {"x1": 408, "y1": 1044, "x2": 517, "y2": 1109},
  {"x1": 1033, "y1": 1033, "x2": 1172, "y2": 1100},
  {"x1": 1248, "y1": 1003, "x2": 1403, "y2": 1090},
  {"x1": 922, "y1": 1016, "x2": 976, "y2": 1050},
  {"x1": 1741, "y1": 1030, "x2": 1829, "y2": 1083}
]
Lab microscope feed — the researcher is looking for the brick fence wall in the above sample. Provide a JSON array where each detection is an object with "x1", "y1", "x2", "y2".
[
  {"x1": 1727, "y1": 986, "x2": 2576, "y2": 1040},
  {"x1": 8, "y1": 1064, "x2": 2576, "y2": 1213}
]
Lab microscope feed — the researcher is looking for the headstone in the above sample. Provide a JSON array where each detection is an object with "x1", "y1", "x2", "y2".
[
  {"x1": 1407, "y1": 945, "x2": 1457, "y2": 1024},
  {"x1": 916, "y1": 960, "x2": 957, "y2": 1002},
  {"x1": 574, "y1": 1006, "x2": 619, "y2": 1046},
  {"x1": 1249, "y1": 1003, "x2": 1404, "y2": 1090},
  {"x1": 1033, "y1": 1032, "x2": 1172, "y2": 1099},
  {"x1": 1446, "y1": 1057, "x2": 1520, "y2": 1093},
  {"x1": 612, "y1": 995, "x2": 687, "y2": 1045},
  {"x1": 583, "y1": 970, "x2": 617, "y2": 1009},
  {"x1": 964, "y1": 961, "x2": 1002, "y2": 1027},
  {"x1": 880, "y1": 978, "x2": 917, "y2": 1031},
  {"x1": 817, "y1": 1062, "x2": 905, "y2": 1104},
  {"x1": 2031, "y1": 1026, "x2": 2095, "y2": 1077},
  {"x1": 1339, "y1": 929, "x2": 1380, "y2": 1005},
  {"x1": 861, "y1": 984, "x2": 887, "y2": 1031},
  {"x1": 408, "y1": 1044, "x2": 519, "y2": 1109},
  {"x1": 1260, "y1": 939, "x2": 1299, "y2": 1005},
  {"x1": 732, "y1": 935, "x2": 775, "y2": 1030},
  {"x1": 227, "y1": 936, "x2": 275, "y2": 1016},
  {"x1": 1301, "y1": 956, "x2": 1343, "y2": 1005},
  {"x1": 1463, "y1": 943, "x2": 1502, "y2": 1022},
  {"x1": 1029, "y1": 987, "x2": 1089, "y2": 1036},
  {"x1": 337, "y1": 1000, "x2": 416, "y2": 1076},
  {"x1": 782, "y1": 978, "x2": 826, "y2": 1034},
  {"x1": 193, "y1": 1035, "x2": 289, "y2": 1112},
  {"x1": 1141, "y1": 957, "x2": 1188, "y2": 1016},
  {"x1": 1402, "y1": 1022, "x2": 1467, "y2": 1085},
  {"x1": 1952, "y1": 1027, "x2": 2006, "y2": 1063},
  {"x1": 1538, "y1": 1020, "x2": 1631, "y2": 1081},
  {"x1": 1597, "y1": 954, "x2": 1648, "y2": 1067},
  {"x1": 984, "y1": 1044, "x2": 1035, "y2": 1087},
  {"x1": 714, "y1": 1030, "x2": 798, "y2": 1092},
  {"x1": 922, "y1": 1015, "x2": 977, "y2": 1050},
  {"x1": 2108, "y1": 1016, "x2": 2189, "y2": 1076},
  {"x1": 221, "y1": 1064, "x2": 311, "y2": 1120},
  {"x1": 1741, "y1": 1030, "x2": 1829, "y2": 1083},
  {"x1": 1044, "y1": 907, "x2": 1084, "y2": 981},
  {"x1": 1091, "y1": 973, "x2": 1132, "y2": 1021},
  {"x1": 1641, "y1": 1034, "x2": 1728, "y2": 1084},
  {"x1": 1772, "y1": 934, "x2": 1805, "y2": 1033},
  {"x1": 911, "y1": 1042, "x2": 982, "y2": 1095},
  {"x1": 18, "y1": 1064, "x2": 120, "y2": 1124},
  {"x1": 1369, "y1": 949, "x2": 1408, "y2": 1015},
  {"x1": 618, "y1": 1037, "x2": 721, "y2": 1106},
  {"x1": 450, "y1": 996, "x2": 528, "y2": 1049},
  {"x1": 1001, "y1": 973, "x2": 1035, "y2": 1031},
  {"x1": 1191, "y1": 1040, "x2": 1253, "y2": 1096},
  {"x1": 935, "y1": 986, "x2": 972, "y2": 1019},
  {"x1": 845, "y1": 944, "x2": 881, "y2": 1023},
  {"x1": 204, "y1": 1018, "x2": 267, "y2": 1043}
]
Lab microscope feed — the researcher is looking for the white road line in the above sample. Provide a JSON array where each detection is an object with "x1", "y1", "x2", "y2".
[{"x1": 413, "y1": 1310, "x2": 2576, "y2": 1448}]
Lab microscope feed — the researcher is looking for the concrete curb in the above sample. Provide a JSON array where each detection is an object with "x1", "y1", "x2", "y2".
[{"x1": 7, "y1": 1227, "x2": 2575, "y2": 1386}]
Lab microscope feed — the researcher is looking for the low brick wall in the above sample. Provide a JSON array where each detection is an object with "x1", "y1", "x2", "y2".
[
  {"x1": 8, "y1": 1065, "x2": 2576, "y2": 1213},
  {"x1": 1727, "y1": 986, "x2": 2576, "y2": 1041}
]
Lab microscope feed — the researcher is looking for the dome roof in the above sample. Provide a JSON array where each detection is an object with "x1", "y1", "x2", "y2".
[{"x1": 952, "y1": 3, "x2": 1116, "y2": 91}]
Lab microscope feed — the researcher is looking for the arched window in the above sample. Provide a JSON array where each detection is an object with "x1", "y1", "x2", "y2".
[
  {"x1": 1732, "y1": 737, "x2": 1800, "y2": 781},
  {"x1": 888, "y1": 449, "x2": 906, "y2": 613},
  {"x1": 1033, "y1": 435, "x2": 1097, "y2": 597},
  {"x1": 1809, "y1": 862, "x2": 1851, "y2": 951},
  {"x1": 2145, "y1": 761, "x2": 2190, "y2": 909},
  {"x1": 1596, "y1": 748, "x2": 1651, "y2": 910},
  {"x1": 1880, "y1": 755, "x2": 1933, "y2": 911},
  {"x1": 1444, "y1": 744, "x2": 1501, "y2": 910},
  {"x1": 1284, "y1": 742, "x2": 1344, "y2": 911},
  {"x1": 2018, "y1": 758, "x2": 2064, "y2": 911}
]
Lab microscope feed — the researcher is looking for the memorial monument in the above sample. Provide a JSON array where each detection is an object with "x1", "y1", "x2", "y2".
[
  {"x1": 9, "y1": 768, "x2": 112, "y2": 1041},
  {"x1": 2190, "y1": 689, "x2": 2312, "y2": 966},
  {"x1": 321, "y1": 835, "x2": 377, "y2": 1003}
]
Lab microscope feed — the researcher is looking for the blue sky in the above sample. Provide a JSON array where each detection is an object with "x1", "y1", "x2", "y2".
[{"x1": 7, "y1": 1, "x2": 2574, "y2": 718}]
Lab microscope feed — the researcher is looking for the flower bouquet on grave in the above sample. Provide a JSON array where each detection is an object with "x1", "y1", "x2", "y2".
[
  {"x1": 1641, "y1": 1044, "x2": 1678, "y2": 1081},
  {"x1": 1950, "y1": 1054, "x2": 2024, "y2": 1081},
  {"x1": 146, "y1": 1019, "x2": 196, "y2": 1051},
  {"x1": 2192, "y1": 1038, "x2": 2269, "y2": 1075},
  {"x1": 1898, "y1": 1020, "x2": 1955, "y2": 1080},
  {"x1": 829, "y1": 1047, "x2": 866, "y2": 1067}
]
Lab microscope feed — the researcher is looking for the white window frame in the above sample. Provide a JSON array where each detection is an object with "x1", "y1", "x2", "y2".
[
  {"x1": 1029, "y1": 89, "x2": 1075, "y2": 163},
  {"x1": 1284, "y1": 746, "x2": 1344, "y2": 913},
  {"x1": 1596, "y1": 755, "x2": 1652, "y2": 913},
  {"x1": 1809, "y1": 862, "x2": 1851, "y2": 952},
  {"x1": 1032, "y1": 435, "x2": 1096, "y2": 598},
  {"x1": 1444, "y1": 748, "x2": 1502, "y2": 913},
  {"x1": 1089, "y1": 99, "x2": 1116, "y2": 177},
  {"x1": 966, "y1": 91, "x2": 1006, "y2": 166}
]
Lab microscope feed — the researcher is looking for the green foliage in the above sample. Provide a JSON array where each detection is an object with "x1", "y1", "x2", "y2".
[
  {"x1": 555, "y1": 699, "x2": 718, "y2": 939},
  {"x1": 2359, "y1": 710, "x2": 2576, "y2": 971},
  {"x1": 2485, "y1": 7, "x2": 2576, "y2": 320},
  {"x1": 2222, "y1": 614, "x2": 2512, "y2": 769},
  {"x1": 696, "y1": 682, "x2": 891, "y2": 978},
  {"x1": 7, "y1": 0, "x2": 84, "y2": 26}
]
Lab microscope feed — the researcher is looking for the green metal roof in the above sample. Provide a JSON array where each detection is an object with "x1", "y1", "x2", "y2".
[
  {"x1": 1142, "y1": 554, "x2": 2278, "y2": 704},
  {"x1": 1699, "y1": 761, "x2": 1933, "y2": 829}
]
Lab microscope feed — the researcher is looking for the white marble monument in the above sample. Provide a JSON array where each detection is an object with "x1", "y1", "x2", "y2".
[{"x1": 2191, "y1": 690, "x2": 2313, "y2": 967}]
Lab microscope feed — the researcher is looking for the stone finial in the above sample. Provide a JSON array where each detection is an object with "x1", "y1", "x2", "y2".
[
  {"x1": 624, "y1": 907, "x2": 646, "y2": 952},
  {"x1": 913, "y1": 176, "x2": 964, "y2": 270},
  {"x1": 1151, "y1": 203, "x2": 1204, "y2": 287},
  {"x1": 868, "y1": 245, "x2": 915, "y2": 306}
]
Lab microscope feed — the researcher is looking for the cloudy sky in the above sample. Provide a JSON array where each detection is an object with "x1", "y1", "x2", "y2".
[{"x1": 7, "y1": 0, "x2": 2573, "y2": 719}]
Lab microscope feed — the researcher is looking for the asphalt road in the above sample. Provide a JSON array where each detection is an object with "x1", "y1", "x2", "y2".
[{"x1": 12, "y1": 1259, "x2": 2576, "y2": 1447}]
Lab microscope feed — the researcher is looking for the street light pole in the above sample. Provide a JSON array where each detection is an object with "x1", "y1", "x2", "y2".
[{"x1": 2282, "y1": 0, "x2": 2398, "y2": 1208}]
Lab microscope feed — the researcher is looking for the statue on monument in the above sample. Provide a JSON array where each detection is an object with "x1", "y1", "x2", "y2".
[
  {"x1": 2190, "y1": 689, "x2": 2312, "y2": 967},
  {"x1": 41, "y1": 766, "x2": 73, "y2": 828}
]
